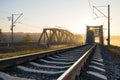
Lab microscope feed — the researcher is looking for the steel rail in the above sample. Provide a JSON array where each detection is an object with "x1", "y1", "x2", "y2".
[{"x1": 57, "y1": 44, "x2": 96, "y2": 80}]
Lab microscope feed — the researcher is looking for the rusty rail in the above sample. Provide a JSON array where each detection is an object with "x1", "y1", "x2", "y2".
[{"x1": 0, "y1": 45, "x2": 81, "y2": 70}]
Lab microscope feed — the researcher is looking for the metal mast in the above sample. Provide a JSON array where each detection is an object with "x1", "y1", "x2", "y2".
[
  {"x1": 93, "y1": 4, "x2": 110, "y2": 46},
  {"x1": 108, "y1": 4, "x2": 110, "y2": 46},
  {"x1": 9, "y1": 13, "x2": 23, "y2": 43}
]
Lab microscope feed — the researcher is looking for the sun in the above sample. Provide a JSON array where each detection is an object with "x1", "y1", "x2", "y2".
[{"x1": 65, "y1": 17, "x2": 100, "y2": 34}]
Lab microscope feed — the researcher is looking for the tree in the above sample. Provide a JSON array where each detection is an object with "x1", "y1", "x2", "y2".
[
  {"x1": 23, "y1": 34, "x2": 33, "y2": 42},
  {"x1": 0, "y1": 29, "x2": 6, "y2": 42}
]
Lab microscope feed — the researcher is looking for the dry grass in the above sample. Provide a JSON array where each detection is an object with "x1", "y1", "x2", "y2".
[
  {"x1": 106, "y1": 45, "x2": 120, "y2": 55},
  {"x1": 104, "y1": 36, "x2": 120, "y2": 47},
  {"x1": 0, "y1": 44, "x2": 78, "y2": 59}
]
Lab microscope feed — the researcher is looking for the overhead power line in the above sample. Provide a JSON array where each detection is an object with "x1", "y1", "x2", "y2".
[{"x1": 93, "y1": 6, "x2": 108, "y2": 19}]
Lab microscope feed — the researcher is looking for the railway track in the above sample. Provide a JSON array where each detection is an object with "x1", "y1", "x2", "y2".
[{"x1": 0, "y1": 44, "x2": 95, "y2": 80}]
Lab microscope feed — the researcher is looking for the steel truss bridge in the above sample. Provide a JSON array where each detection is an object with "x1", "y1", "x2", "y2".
[
  {"x1": 86, "y1": 25, "x2": 104, "y2": 45},
  {"x1": 38, "y1": 28, "x2": 82, "y2": 45}
]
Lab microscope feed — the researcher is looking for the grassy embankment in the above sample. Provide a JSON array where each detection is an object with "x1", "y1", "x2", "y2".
[
  {"x1": 106, "y1": 45, "x2": 120, "y2": 55},
  {"x1": 0, "y1": 44, "x2": 78, "y2": 59}
]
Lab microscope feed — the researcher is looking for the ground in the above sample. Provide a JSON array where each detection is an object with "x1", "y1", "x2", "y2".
[
  {"x1": 82, "y1": 45, "x2": 120, "y2": 80},
  {"x1": 102, "y1": 46, "x2": 120, "y2": 80}
]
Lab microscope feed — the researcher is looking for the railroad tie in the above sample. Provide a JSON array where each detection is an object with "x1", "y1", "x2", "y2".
[{"x1": 82, "y1": 45, "x2": 107, "y2": 80}]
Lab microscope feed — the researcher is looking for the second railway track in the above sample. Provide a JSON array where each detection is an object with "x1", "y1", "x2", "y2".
[{"x1": 0, "y1": 44, "x2": 95, "y2": 80}]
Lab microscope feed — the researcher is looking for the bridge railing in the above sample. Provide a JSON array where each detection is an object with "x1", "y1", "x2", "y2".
[{"x1": 57, "y1": 44, "x2": 96, "y2": 80}]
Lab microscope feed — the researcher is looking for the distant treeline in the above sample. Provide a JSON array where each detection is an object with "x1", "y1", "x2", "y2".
[
  {"x1": 0, "y1": 32, "x2": 84, "y2": 53},
  {"x1": 0, "y1": 32, "x2": 41, "y2": 43}
]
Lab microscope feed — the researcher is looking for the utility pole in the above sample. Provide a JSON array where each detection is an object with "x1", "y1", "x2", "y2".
[
  {"x1": 9, "y1": 13, "x2": 23, "y2": 43},
  {"x1": 108, "y1": 5, "x2": 110, "y2": 46},
  {"x1": 11, "y1": 14, "x2": 14, "y2": 43},
  {"x1": 93, "y1": 4, "x2": 111, "y2": 46}
]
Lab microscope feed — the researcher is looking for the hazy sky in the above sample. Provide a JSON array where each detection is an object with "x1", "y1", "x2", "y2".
[{"x1": 0, "y1": 0, "x2": 120, "y2": 35}]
